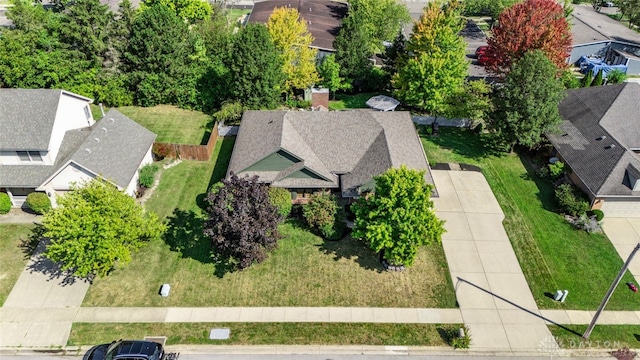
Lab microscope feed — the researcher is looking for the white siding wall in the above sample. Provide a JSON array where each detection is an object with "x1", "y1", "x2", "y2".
[
  {"x1": 47, "y1": 162, "x2": 96, "y2": 191},
  {"x1": 124, "y1": 145, "x2": 154, "y2": 196},
  {"x1": 46, "y1": 93, "x2": 94, "y2": 163}
]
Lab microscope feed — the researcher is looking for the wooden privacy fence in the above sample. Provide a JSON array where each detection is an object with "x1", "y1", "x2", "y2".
[{"x1": 153, "y1": 122, "x2": 219, "y2": 161}]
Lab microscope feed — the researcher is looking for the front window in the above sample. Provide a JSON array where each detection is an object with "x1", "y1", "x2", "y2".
[
  {"x1": 84, "y1": 105, "x2": 91, "y2": 121},
  {"x1": 16, "y1": 151, "x2": 43, "y2": 162}
]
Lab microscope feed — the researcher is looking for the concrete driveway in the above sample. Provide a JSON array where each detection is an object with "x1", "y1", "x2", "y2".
[
  {"x1": 431, "y1": 169, "x2": 554, "y2": 352},
  {"x1": 601, "y1": 218, "x2": 640, "y2": 283}
]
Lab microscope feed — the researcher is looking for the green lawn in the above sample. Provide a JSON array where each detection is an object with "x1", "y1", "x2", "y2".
[
  {"x1": 227, "y1": 9, "x2": 250, "y2": 25},
  {"x1": 117, "y1": 105, "x2": 212, "y2": 145},
  {"x1": 421, "y1": 127, "x2": 637, "y2": 310},
  {"x1": 0, "y1": 224, "x2": 35, "y2": 306},
  {"x1": 83, "y1": 135, "x2": 455, "y2": 308},
  {"x1": 549, "y1": 325, "x2": 640, "y2": 349},
  {"x1": 68, "y1": 322, "x2": 455, "y2": 346},
  {"x1": 328, "y1": 92, "x2": 380, "y2": 110}
]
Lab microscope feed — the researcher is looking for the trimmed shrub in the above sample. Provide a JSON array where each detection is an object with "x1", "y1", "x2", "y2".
[
  {"x1": 555, "y1": 183, "x2": 590, "y2": 216},
  {"x1": 152, "y1": 143, "x2": 172, "y2": 160},
  {"x1": 590, "y1": 209, "x2": 605, "y2": 221},
  {"x1": 26, "y1": 192, "x2": 51, "y2": 214},
  {"x1": 560, "y1": 70, "x2": 580, "y2": 89},
  {"x1": 591, "y1": 69, "x2": 604, "y2": 86},
  {"x1": 268, "y1": 187, "x2": 292, "y2": 218},
  {"x1": 548, "y1": 161, "x2": 565, "y2": 179},
  {"x1": 213, "y1": 101, "x2": 244, "y2": 126},
  {"x1": 443, "y1": 325, "x2": 471, "y2": 349},
  {"x1": 139, "y1": 164, "x2": 159, "y2": 188},
  {"x1": 581, "y1": 70, "x2": 593, "y2": 88},
  {"x1": 303, "y1": 192, "x2": 346, "y2": 240},
  {"x1": 606, "y1": 69, "x2": 627, "y2": 84},
  {"x1": 0, "y1": 192, "x2": 11, "y2": 214}
]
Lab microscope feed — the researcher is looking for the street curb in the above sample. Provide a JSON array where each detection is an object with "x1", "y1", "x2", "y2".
[{"x1": 1, "y1": 344, "x2": 635, "y2": 358}]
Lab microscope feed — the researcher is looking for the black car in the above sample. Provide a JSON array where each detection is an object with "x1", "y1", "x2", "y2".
[{"x1": 83, "y1": 340, "x2": 165, "y2": 360}]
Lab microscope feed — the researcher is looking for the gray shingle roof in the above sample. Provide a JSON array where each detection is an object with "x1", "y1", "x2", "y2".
[
  {"x1": 547, "y1": 83, "x2": 640, "y2": 197},
  {"x1": 0, "y1": 89, "x2": 70, "y2": 151},
  {"x1": 0, "y1": 127, "x2": 91, "y2": 187},
  {"x1": 67, "y1": 109, "x2": 156, "y2": 189},
  {"x1": 0, "y1": 108, "x2": 156, "y2": 190},
  {"x1": 227, "y1": 110, "x2": 433, "y2": 196}
]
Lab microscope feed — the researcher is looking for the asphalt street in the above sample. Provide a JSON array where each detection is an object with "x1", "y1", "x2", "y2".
[{"x1": 0, "y1": 355, "x2": 613, "y2": 360}]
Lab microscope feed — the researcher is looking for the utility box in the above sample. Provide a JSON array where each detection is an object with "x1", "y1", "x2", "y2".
[
  {"x1": 160, "y1": 284, "x2": 171, "y2": 297},
  {"x1": 554, "y1": 290, "x2": 563, "y2": 301}
]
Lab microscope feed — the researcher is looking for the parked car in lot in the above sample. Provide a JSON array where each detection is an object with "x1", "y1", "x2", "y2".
[
  {"x1": 83, "y1": 340, "x2": 164, "y2": 360},
  {"x1": 601, "y1": 1, "x2": 615, "y2": 7}
]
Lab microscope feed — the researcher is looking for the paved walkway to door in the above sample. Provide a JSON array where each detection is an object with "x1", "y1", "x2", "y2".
[{"x1": 431, "y1": 169, "x2": 555, "y2": 352}]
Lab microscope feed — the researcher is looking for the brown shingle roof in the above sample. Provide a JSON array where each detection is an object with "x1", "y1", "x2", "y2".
[{"x1": 247, "y1": 0, "x2": 348, "y2": 51}]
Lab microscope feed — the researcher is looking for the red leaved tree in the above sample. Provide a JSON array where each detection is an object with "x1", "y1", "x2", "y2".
[{"x1": 484, "y1": 0, "x2": 572, "y2": 75}]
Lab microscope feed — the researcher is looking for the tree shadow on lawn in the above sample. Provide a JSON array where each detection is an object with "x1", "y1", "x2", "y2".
[
  {"x1": 517, "y1": 151, "x2": 559, "y2": 213},
  {"x1": 420, "y1": 127, "x2": 506, "y2": 161},
  {"x1": 196, "y1": 136, "x2": 236, "y2": 210},
  {"x1": 164, "y1": 208, "x2": 236, "y2": 278},
  {"x1": 317, "y1": 235, "x2": 384, "y2": 272}
]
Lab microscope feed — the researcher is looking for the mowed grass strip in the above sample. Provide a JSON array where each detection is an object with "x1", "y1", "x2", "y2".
[
  {"x1": 82, "y1": 221, "x2": 456, "y2": 308},
  {"x1": 117, "y1": 105, "x2": 211, "y2": 145},
  {"x1": 0, "y1": 224, "x2": 35, "y2": 306},
  {"x1": 421, "y1": 127, "x2": 637, "y2": 310},
  {"x1": 549, "y1": 325, "x2": 640, "y2": 349},
  {"x1": 328, "y1": 92, "x2": 380, "y2": 110},
  {"x1": 144, "y1": 137, "x2": 235, "y2": 219},
  {"x1": 68, "y1": 322, "x2": 454, "y2": 346}
]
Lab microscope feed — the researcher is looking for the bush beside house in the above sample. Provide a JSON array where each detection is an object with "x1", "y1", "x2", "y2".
[
  {"x1": 0, "y1": 193, "x2": 11, "y2": 214},
  {"x1": 26, "y1": 192, "x2": 52, "y2": 214},
  {"x1": 268, "y1": 187, "x2": 292, "y2": 218},
  {"x1": 302, "y1": 192, "x2": 346, "y2": 240}
]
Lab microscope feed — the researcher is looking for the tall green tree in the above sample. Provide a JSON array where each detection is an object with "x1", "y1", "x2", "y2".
[
  {"x1": 352, "y1": 166, "x2": 445, "y2": 267},
  {"x1": 333, "y1": 16, "x2": 373, "y2": 90},
  {"x1": 267, "y1": 7, "x2": 319, "y2": 95},
  {"x1": 393, "y1": 0, "x2": 467, "y2": 115},
  {"x1": 445, "y1": 80, "x2": 494, "y2": 130},
  {"x1": 228, "y1": 23, "x2": 284, "y2": 109},
  {"x1": 347, "y1": 0, "x2": 411, "y2": 54},
  {"x1": 489, "y1": 50, "x2": 565, "y2": 149},
  {"x1": 143, "y1": 0, "x2": 212, "y2": 24},
  {"x1": 125, "y1": 3, "x2": 197, "y2": 106},
  {"x1": 61, "y1": 0, "x2": 112, "y2": 67},
  {"x1": 317, "y1": 54, "x2": 350, "y2": 99},
  {"x1": 42, "y1": 178, "x2": 165, "y2": 278}
]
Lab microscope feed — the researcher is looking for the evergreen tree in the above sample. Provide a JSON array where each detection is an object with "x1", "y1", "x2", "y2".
[
  {"x1": 333, "y1": 16, "x2": 373, "y2": 91},
  {"x1": 61, "y1": 0, "x2": 113, "y2": 67},
  {"x1": 228, "y1": 23, "x2": 285, "y2": 109},
  {"x1": 591, "y1": 69, "x2": 604, "y2": 86},
  {"x1": 582, "y1": 70, "x2": 593, "y2": 88}
]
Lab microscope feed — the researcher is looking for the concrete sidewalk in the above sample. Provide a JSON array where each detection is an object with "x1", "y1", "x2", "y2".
[
  {"x1": 0, "y1": 242, "x2": 89, "y2": 347},
  {"x1": 432, "y1": 170, "x2": 554, "y2": 352}
]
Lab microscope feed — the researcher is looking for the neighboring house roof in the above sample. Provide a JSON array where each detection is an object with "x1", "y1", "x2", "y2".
[
  {"x1": 0, "y1": 108, "x2": 156, "y2": 190},
  {"x1": 247, "y1": 0, "x2": 348, "y2": 51},
  {"x1": 0, "y1": 89, "x2": 91, "y2": 151},
  {"x1": 227, "y1": 110, "x2": 433, "y2": 197},
  {"x1": 547, "y1": 82, "x2": 640, "y2": 198},
  {"x1": 41, "y1": 109, "x2": 157, "y2": 190}
]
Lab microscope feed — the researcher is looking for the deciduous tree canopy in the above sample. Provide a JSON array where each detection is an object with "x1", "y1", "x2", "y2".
[
  {"x1": 484, "y1": 0, "x2": 572, "y2": 75},
  {"x1": 393, "y1": 0, "x2": 467, "y2": 115},
  {"x1": 203, "y1": 173, "x2": 283, "y2": 270},
  {"x1": 352, "y1": 166, "x2": 445, "y2": 267},
  {"x1": 489, "y1": 50, "x2": 565, "y2": 149},
  {"x1": 267, "y1": 7, "x2": 319, "y2": 94},
  {"x1": 42, "y1": 178, "x2": 165, "y2": 278}
]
